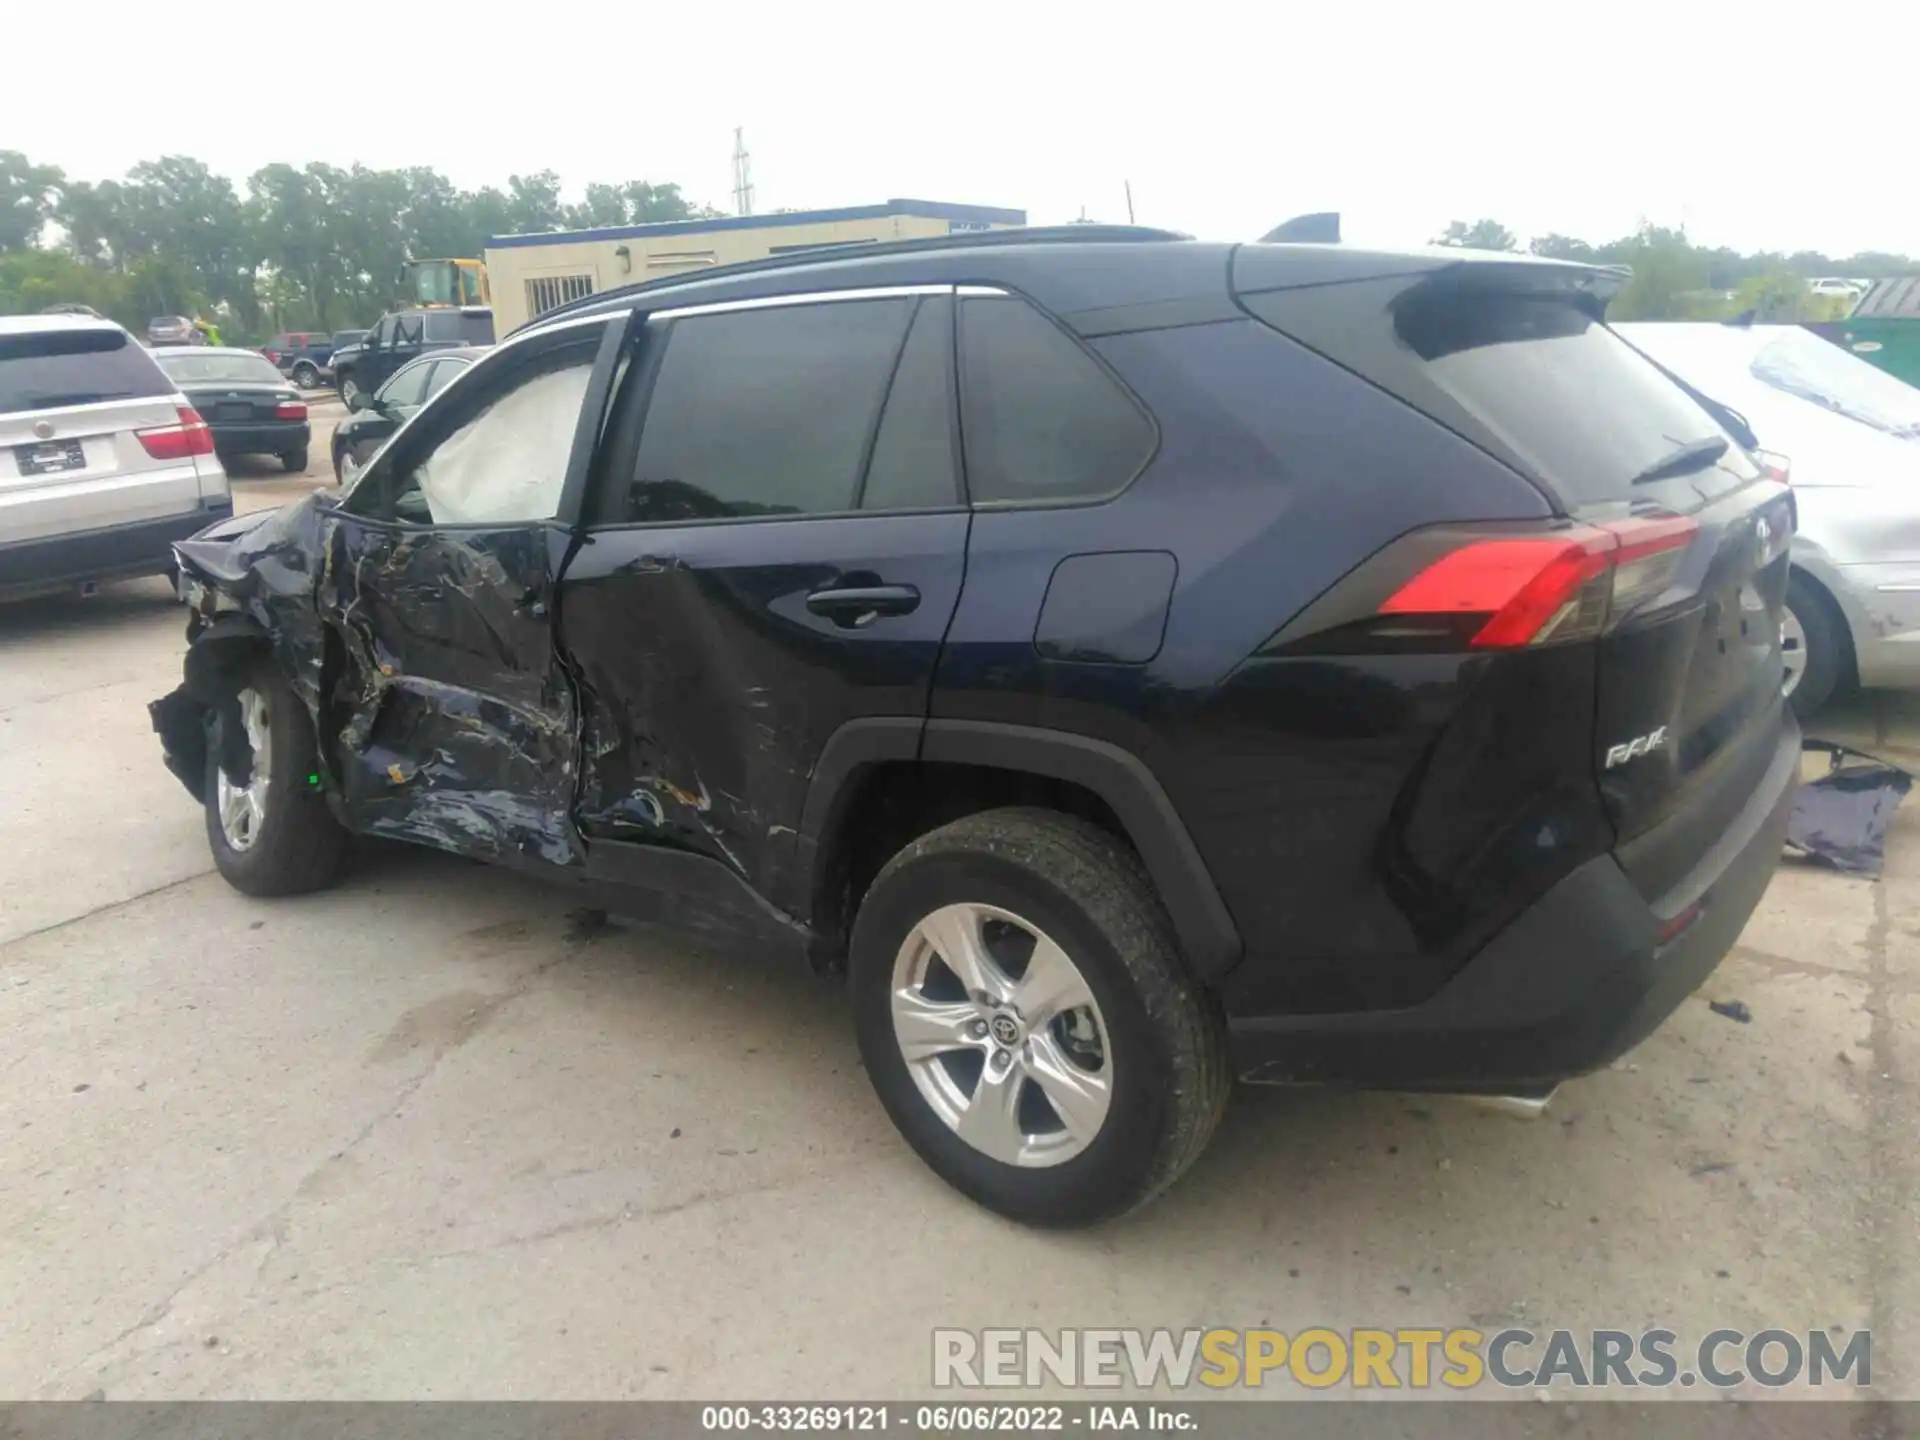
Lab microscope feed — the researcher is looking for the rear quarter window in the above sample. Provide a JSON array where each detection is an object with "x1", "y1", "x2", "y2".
[
  {"x1": 958, "y1": 296, "x2": 1155, "y2": 504},
  {"x1": 0, "y1": 328, "x2": 173, "y2": 416}
]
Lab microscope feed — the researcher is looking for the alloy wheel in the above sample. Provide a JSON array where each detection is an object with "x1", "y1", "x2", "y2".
[
  {"x1": 1781, "y1": 606, "x2": 1808, "y2": 698},
  {"x1": 215, "y1": 687, "x2": 272, "y2": 851},
  {"x1": 889, "y1": 902, "x2": 1113, "y2": 1168}
]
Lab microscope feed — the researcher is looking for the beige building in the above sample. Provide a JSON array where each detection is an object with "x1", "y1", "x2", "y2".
[{"x1": 484, "y1": 198, "x2": 1027, "y2": 333}]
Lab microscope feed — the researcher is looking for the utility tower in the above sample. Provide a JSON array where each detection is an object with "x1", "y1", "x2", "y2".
[{"x1": 732, "y1": 128, "x2": 755, "y2": 217}]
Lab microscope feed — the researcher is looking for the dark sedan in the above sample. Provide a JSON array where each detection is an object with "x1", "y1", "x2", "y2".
[
  {"x1": 154, "y1": 348, "x2": 310, "y2": 472},
  {"x1": 330, "y1": 346, "x2": 480, "y2": 484}
]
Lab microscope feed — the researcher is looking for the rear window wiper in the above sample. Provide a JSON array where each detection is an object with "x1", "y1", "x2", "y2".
[{"x1": 1630, "y1": 436, "x2": 1728, "y2": 485}]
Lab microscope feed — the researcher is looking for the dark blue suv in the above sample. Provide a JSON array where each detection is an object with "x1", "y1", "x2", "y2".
[{"x1": 150, "y1": 226, "x2": 1799, "y2": 1225}]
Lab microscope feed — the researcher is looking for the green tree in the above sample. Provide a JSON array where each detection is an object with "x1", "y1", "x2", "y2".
[
  {"x1": 0, "y1": 150, "x2": 64, "y2": 251},
  {"x1": 0, "y1": 248, "x2": 130, "y2": 319},
  {"x1": 55, "y1": 179, "x2": 131, "y2": 266},
  {"x1": 1529, "y1": 233, "x2": 1597, "y2": 262},
  {"x1": 1605, "y1": 226, "x2": 1713, "y2": 320},
  {"x1": 1435, "y1": 218, "x2": 1518, "y2": 251},
  {"x1": 504, "y1": 170, "x2": 564, "y2": 235}
]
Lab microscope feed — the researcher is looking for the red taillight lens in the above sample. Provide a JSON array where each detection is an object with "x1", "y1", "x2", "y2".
[
  {"x1": 1753, "y1": 449, "x2": 1791, "y2": 485},
  {"x1": 263, "y1": 349, "x2": 280, "y2": 363},
  {"x1": 136, "y1": 406, "x2": 215, "y2": 460},
  {"x1": 275, "y1": 400, "x2": 308, "y2": 421},
  {"x1": 1379, "y1": 517, "x2": 1698, "y2": 649}
]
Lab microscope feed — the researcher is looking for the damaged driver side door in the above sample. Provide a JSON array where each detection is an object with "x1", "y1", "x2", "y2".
[{"x1": 319, "y1": 314, "x2": 623, "y2": 868}]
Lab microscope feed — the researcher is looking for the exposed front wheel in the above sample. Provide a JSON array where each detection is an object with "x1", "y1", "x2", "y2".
[
  {"x1": 338, "y1": 374, "x2": 362, "y2": 407},
  {"x1": 204, "y1": 664, "x2": 349, "y2": 897},
  {"x1": 291, "y1": 361, "x2": 319, "y2": 388},
  {"x1": 850, "y1": 808, "x2": 1231, "y2": 1226}
]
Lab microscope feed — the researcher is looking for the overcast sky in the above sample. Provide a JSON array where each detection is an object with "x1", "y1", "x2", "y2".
[{"x1": 4, "y1": 0, "x2": 1911, "y2": 257}]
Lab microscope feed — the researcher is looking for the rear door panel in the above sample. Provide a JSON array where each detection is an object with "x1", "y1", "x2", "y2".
[{"x1": 563, "y1": 511, "x2": 967, "y2": 887}]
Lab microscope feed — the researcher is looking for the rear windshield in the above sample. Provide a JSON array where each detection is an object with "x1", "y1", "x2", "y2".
[
  {"x1": 156, "y1": 352, "x2": 286, "y2": 386},
  {"x1": 0, "y1": 328, "x2": 173, "y2": 416},
  {"x1": 1751, "y1": 329, "x2": 1920, "y2": 441},
  {"x1": 1395, "y1": 293, "x2": 1758, "y2": 508}
]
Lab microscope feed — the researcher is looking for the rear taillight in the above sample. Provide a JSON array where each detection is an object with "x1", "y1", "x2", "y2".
[
  {"x1": 1753, "y1": 449, "x2": 1791, "y2": 485},
  {"x1": 275, "y1": 400, "x2": 308, "y2": 421},
  {"x1": 136, "y1": 406, "x2": 215, "y2": 460},
  {"x1": 1379, "y1": 516, "x2": 1698, "y2": 650},
  {"x1": 263, "y1": 349, "x2": 280, "y2": 363}
]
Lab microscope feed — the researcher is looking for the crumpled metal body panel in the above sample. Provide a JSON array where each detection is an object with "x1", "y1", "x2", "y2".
[{"x1": 154, "y1": 495, "x2": 583, "y2": 870}]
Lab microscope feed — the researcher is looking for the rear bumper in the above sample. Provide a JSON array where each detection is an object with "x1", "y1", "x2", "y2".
[
  {"x1": 0, "y1": 501, "x2": 234, "y2": 601},
  {"x1": 1229, "y1": 711, "x2": 1800, "y2": 1090},
  {"x1": 209, "y1": 420, "x2": 310, "y2": 456}
]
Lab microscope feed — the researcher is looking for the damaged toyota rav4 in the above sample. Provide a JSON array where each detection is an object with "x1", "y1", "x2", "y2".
[{"x1": 152, "y1": 226, "x2": 1800, "y2": 1227}]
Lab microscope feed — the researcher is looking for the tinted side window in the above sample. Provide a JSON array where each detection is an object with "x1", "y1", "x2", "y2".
[
  {"x1": 423, "y1": 312, "x2": 464, "y2": 343},
  {"x1": 860, "y1": 296, "x2": 958, "y2": 511},
  {"x1": 958, "y1": 297, "x2": 1155, "y2": 504},
  {"x1": 608, "y1": 298, "x2": 912, "y2": 524},
  {"x1": 379, "y1": 360, "x2": 435, "y2": 408},
  {"x1": 371, "y1": 316, "x2": 398, "y2": 346}
]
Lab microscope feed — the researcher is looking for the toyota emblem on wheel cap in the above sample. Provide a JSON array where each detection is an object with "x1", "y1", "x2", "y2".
[{"x1": 989, "y1": 1014, "x2": 1021, "y2": 1046}]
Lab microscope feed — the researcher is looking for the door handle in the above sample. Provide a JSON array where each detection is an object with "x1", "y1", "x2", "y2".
[{"x1": 806, "y1": 583, "x2": 920, "y2": 628}]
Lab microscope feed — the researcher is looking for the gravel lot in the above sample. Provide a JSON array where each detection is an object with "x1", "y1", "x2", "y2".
[{"x1": 2, "y1": 437, "x2": 1914, "y2": 1401}]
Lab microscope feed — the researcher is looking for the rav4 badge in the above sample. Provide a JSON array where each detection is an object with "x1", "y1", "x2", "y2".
[{"x1": 1605, "y1": 727, "x2": 1669, "y2": 769}]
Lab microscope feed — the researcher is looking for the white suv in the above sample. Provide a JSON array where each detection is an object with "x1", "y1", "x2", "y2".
[{"x1": 0, "y1": 315, "x2": 232, "y2": 600}]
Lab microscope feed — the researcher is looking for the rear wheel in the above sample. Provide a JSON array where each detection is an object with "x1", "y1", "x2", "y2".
[
  {"x1": 280, "y1": 448, "x2": 308, "y2": 473},
  {"x1": 850, "y1": 807, "x2": 1231, "y2": 1226},
  {"x1": 1783, "y1": 572, "x2": 1845, "y2": 719},
  {"x1": 204, "y1": 662, "x2": 349, "y2": 897},
  {"x1": 291, "y1": 361, "x2": 319, "y2": 388}
]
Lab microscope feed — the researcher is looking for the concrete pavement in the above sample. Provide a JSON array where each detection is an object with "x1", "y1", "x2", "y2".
[{"x1": 0, "y1": 522, "x2": 1914, "y2": 1400}]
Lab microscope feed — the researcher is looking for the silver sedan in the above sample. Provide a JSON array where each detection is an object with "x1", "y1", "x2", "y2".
[{"x1": 1616, "y1": 321, "x2": 1920, "y2": 716}]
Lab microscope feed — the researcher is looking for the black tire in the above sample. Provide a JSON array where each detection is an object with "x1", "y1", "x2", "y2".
[
  {"x1": 337, "y1": 373, "x2": 361, "y2": 407},
  {"x1": 291, "y1": 361, "x2": 319, "y2": 389},
  {"x1": 204, "y1": 661, "x2": 350, "y2": 897},
  {"x1": 850, "y1": 807, "x2": 1231, "y2": 1227},
  {"x1": 1785, "y1": 571, "x2": 1847, "y2": 720},
  {"x1": 280, "y1": 448, "x2": 308, "y2": 473}
]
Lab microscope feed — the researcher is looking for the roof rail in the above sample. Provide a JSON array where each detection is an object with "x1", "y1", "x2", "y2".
[{"x1": 518, "y1": 223, "x2": 1192, "y2": 331}]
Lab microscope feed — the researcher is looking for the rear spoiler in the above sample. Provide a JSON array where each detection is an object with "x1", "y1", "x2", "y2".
[{"x1": 1261, "y1": 212, "x2": 1341, "y2": 244}]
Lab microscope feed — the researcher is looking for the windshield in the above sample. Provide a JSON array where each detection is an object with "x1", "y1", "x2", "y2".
[
  {"x1": 1751, "y1": 329, "x2": 1920, "y2": 440},
  {"x1": 156, "y1": 352, "x2": 287, "y2": 386}
]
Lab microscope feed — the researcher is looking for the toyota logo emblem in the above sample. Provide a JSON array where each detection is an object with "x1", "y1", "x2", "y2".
[{"x1": 32, "y1": 419, "x2": 54, "y2": 439}]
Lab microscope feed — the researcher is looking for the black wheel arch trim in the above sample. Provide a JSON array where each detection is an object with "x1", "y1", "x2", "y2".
[
  {"x1": 792, "y1": 716, "x2": 1242, "y2": 982},
  {"x1": 182, "y1": 614, "x2": 274, "y2": 704}
]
